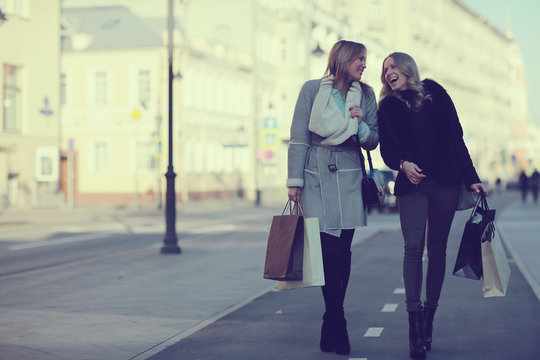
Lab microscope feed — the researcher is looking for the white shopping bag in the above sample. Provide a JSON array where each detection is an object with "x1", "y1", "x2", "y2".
[
  {"x1": 277, "y1": 217, "x2": 325, "y2": 290},
  {"x1": 481, "y1": 223, "x2": 511, "y2": 297}
]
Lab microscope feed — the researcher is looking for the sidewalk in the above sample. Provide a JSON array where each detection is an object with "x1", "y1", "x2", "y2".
[
  {"x1": 496, "y1": 196, "x2": 540, "y2": 301},
  {"x1": 0, "y1": 198, "x2": 271, "y2": 242},
  {"x1": 0, "y1": 193, "x2": 538, "y2": 360}
]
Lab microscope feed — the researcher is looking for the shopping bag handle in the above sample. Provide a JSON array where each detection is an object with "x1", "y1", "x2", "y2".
[
  {"x1": 281, "y1": 200, "x2": 304, "y2": 216},
  {"x1": 469, "y1": 192, "x2": 489, "y2": 219}
]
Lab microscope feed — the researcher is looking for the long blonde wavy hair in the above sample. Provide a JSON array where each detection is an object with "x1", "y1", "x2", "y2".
[
  {"x1": 379, "y1": 52, "x2": 430, "y2": 111},
  {"x1": 324, "y1": 40, "x2": 369, "y2": 95}
]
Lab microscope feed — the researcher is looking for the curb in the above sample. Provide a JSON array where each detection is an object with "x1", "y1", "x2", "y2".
[{"x1": 497, "y1": 224, "x2": 540, "y2": 302}]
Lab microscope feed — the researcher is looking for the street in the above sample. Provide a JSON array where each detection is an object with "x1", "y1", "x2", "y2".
[{"x1": 0, "y1": 193, "x2": 538, "y2": 360}]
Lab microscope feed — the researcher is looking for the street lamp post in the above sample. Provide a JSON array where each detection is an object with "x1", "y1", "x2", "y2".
[
  {"x1": 161, "y1": 0, "x2": 181, "y2": 254},
  {"x1": 0, "y1": 8, "x2": 7, "y2": 26}
]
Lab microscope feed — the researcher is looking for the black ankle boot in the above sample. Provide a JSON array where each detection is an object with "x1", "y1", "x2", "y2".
[
  {"x1": 408, "y1": 306, "x2": 426, "y2": 359},
  {"x1": 334, "y1": 312, "x2": 350, "y2": 355},
  {"x1": 423, "y1": 307, "x2": 436, "y2": 351},
  {"x1": 320, "y1": 312, "x2": 334, "y2": 352}
]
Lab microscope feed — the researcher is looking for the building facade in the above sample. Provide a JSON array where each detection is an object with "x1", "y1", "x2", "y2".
[
  {"x1": 346, "y1": 0, "x2": 529, "y2": 184},
  {"x1": 0, "y1": 0, "x2": 61, "y2": 208},
  {"x1": 57, "y1": 0, "x2": 533, "y2": 206},
  {"x1": 61, "y1": 5, "x2": 257, "y2": 205}
]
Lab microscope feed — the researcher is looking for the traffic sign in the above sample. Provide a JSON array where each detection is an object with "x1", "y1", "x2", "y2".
[
  {"x1": 259, "y1": 129, "x2": 280, "y2": 150},
  {"x1": 131, "y1": 108, "x2": 142, "y2": 121}
]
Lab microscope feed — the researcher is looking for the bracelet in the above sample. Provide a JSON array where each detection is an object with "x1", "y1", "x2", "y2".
[{"x1": 399, "y1": 160, "x2": 406, "y2": 171}]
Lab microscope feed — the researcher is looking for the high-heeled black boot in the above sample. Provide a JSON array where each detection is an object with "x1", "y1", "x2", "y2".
[
  {"x1": 423, "y1": 307, "x2": 436, "y2": 351},
  {"x1": 320, "y1": 312, "x2": 334, "y2": 352},
  {"x1": 334, "y1": 310, "x2": 350, "y2": 355},
  {"x1": 408, "y1": 306, "x2": 426, "y2": 359}
]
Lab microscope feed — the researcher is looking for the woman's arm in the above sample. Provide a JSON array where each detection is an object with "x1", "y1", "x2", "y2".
[
  {"x1": 431, "y1": 80, "x2": 482, "y2": 187},
  {"x1": 286, "y1": 80, "x2": 318, "y2": 189},
  {"x1": 358, "y1": 86, "x2": 379, "y2": 151},
  {"x1": 377, "y1": 96, "x2": 411, "y2": 170}
]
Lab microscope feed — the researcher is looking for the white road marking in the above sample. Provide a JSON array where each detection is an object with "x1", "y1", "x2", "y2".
[
  {"x1": 381, "y1": 303, "x2": 398, "y2": 312},
  {"x1": 51, "y1": 224, "x2": 125, "y2": 232},
  {"x1": 364, "y1": 327, "x2": 384, "y2": 337},
  {"x1": 349, "y1": 358, "x2": 368, "y2": 360},
  {"x1": 9, "y1": 233, "x2": 111, "y2": 251},
  {"x1": 187, "y1": 224, "x2": 236, "y2": 234},
  {"x1": 393, "y1": 288, "x2": 405, "y2": 294}
]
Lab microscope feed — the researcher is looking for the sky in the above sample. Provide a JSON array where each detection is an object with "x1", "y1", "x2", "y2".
[{"x1": 460, "y1": 0, "x2": 540, "y2": 125}]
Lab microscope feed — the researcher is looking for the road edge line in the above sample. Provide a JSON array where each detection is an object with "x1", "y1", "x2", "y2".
[
  {"x1": 130, "y1": 284, "x2": 276, "y2": 360},
  {"x1": 497, "y1": 224, "x2": 540, "y2": 302}
]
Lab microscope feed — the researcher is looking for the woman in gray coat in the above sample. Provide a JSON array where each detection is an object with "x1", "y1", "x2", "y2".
[{"x1": 287, "y1": 40, "x2": 379, "y2": 355}]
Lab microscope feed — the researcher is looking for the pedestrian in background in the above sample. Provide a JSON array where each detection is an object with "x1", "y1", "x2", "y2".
[
  {"x1": 287, "y1": 40, "x2": 379, "y2": 355},
  {"x1": 377, "y1": 52, "x2": 487, "y2": 359},
  {"x1": 495, "y1": 177, "x2": 502, "y2": 195},
  {"x1": 530, "y1": 169, "x2": 539, "y2": 203},
  {"x1": 519, "y1": 170, "x2": 528, "y2": 203}
]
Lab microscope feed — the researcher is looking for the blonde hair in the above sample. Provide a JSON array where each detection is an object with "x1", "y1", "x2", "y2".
[
  {"x1": 379, "y1": 52, "x2": 430, "y2": 111},
  {"x1": 324, "y1": 40, "x2": 369, "y2": 95}
]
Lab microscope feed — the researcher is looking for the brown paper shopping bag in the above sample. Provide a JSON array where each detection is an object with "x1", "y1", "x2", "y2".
[
  {"x1": 277, "y1": 216, "x2": 324, "y2": 290},
  {"x1": 263, "y1": 201, "x2": 304, "y2": 281}
]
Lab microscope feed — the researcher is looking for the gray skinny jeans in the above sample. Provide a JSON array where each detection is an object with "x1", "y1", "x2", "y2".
[{"x1": 398, "y1": 179, "x2": 460, "y2": 312}]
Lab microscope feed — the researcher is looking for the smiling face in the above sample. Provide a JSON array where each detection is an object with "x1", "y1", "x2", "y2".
[
  {"x1": 383, "y1": 56, "x2": 408, "y2": 92},
  {"x1": 346, "y1": 49, "x2": 367, "y2": 81}
]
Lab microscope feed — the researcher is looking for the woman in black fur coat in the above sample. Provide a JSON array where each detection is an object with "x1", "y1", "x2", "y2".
[{"x1": 377, "y1": 52, "x2": 487, "y2": 359}]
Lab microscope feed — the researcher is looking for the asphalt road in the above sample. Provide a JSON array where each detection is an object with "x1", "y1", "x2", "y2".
[
  {"x1": 0, "y1": 194, "x2": 538, "y2": 360},
  {"x1": 147, "y1": 196, "x2": 540, "y2": 360}
]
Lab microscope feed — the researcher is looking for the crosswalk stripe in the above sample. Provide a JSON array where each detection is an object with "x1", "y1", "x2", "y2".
[
  {"x1": 381, "y1": 303, "x2": 398, "y2": 312},
  {"x1": 364, "y1": 327, "x2": 384, "y2": 337}
]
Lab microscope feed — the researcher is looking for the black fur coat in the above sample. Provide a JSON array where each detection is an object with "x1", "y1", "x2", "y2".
[{"x1": 377, "y1": 79, "x2": 480, "y2": 196}]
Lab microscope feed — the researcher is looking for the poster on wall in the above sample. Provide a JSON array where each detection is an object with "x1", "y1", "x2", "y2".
[{"x1": 35, "y1": 146, "x2": 59, "y2": 182}]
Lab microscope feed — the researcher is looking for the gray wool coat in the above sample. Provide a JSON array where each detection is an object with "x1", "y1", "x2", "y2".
[{"x1": 287, "y1": 79, "x2": 379, "y2": 236}]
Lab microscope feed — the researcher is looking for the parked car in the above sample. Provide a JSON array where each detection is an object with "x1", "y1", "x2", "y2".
[{"x1": 367, "y1": 169, "x2": 398, "y2": 214}]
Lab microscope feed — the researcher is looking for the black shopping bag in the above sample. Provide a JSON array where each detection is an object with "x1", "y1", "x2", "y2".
[
  {"x1": 453, "y1": 195, "x2": 496, "y2": 280},
  {"x1": 263, "y1": 201, "x2": 304, "y2": 281}
]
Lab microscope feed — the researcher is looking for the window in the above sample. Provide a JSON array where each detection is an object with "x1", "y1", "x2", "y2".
[
  {"x1": 94, "y1": 71, "x2": 108, "y2": 106},
  {"x1": 60, "y1": 72, "x2": 67, "y2": 105},
  {"x1": 134, "y1": 140, "x2": 156, "y2": 174},
  {"x1": 184, "y1": 69, "x2": 193, "y2": 108},
  {"x1": 3, "y1": 64, "x2": 22, "y2": 131},
  {"x1": 92, "y1": 141, "x2": 110, "y2": 174},
  {"x1": 370, "y1": 0, "x2": 381, "y2": 19},
  {"x1": 193, "y1": 71, "x2": 203, "y2": 109},
  {"x1": 14, "y1": 0, "x2": 24, "y2": 15},
  {"x1": 184, "y1": 140, "x2": 193, "y2": 173},
  {"x1": 137, "y1": 69, "x2": 151, "y2": 107},
  {"x1": 1, "y1": 0, "x2": 29, "y2": 18}
]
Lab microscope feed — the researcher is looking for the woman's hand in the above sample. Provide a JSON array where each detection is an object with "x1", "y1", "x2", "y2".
[
  {"x1": 349, "y1": 105, "x2": 363, "y2": 124},
  {"x1": 401, "y1": 161, "x2": 426, "y2": 185},
  {"x1": 288, "y1": 187, "x2": 302, "y2": 201},
  {"x1": 470, "y1": 182, "x2": 488, "y2": 196}
]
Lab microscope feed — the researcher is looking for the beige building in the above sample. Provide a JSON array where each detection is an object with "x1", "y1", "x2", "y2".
[
  {"x1": 61, "y1": 5, "x2": 256, "y2": 205},
  {"x1": 59, "y1": 0, "x2": 531, "y2": 206},
  {"x1": 347, "y1": 0, "x2": 529, "y2": 184},
  {"x1": 0, "y1": 0, "x2": 61, "y2": 208}
]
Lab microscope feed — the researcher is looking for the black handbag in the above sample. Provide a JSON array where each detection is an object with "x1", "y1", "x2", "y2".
[
  {"x1": 359, "y1": 149, "x2": 384, "y2": 208},
  {"x1": 453, "y1": 195, "x2": 496, "y2": 280}
]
